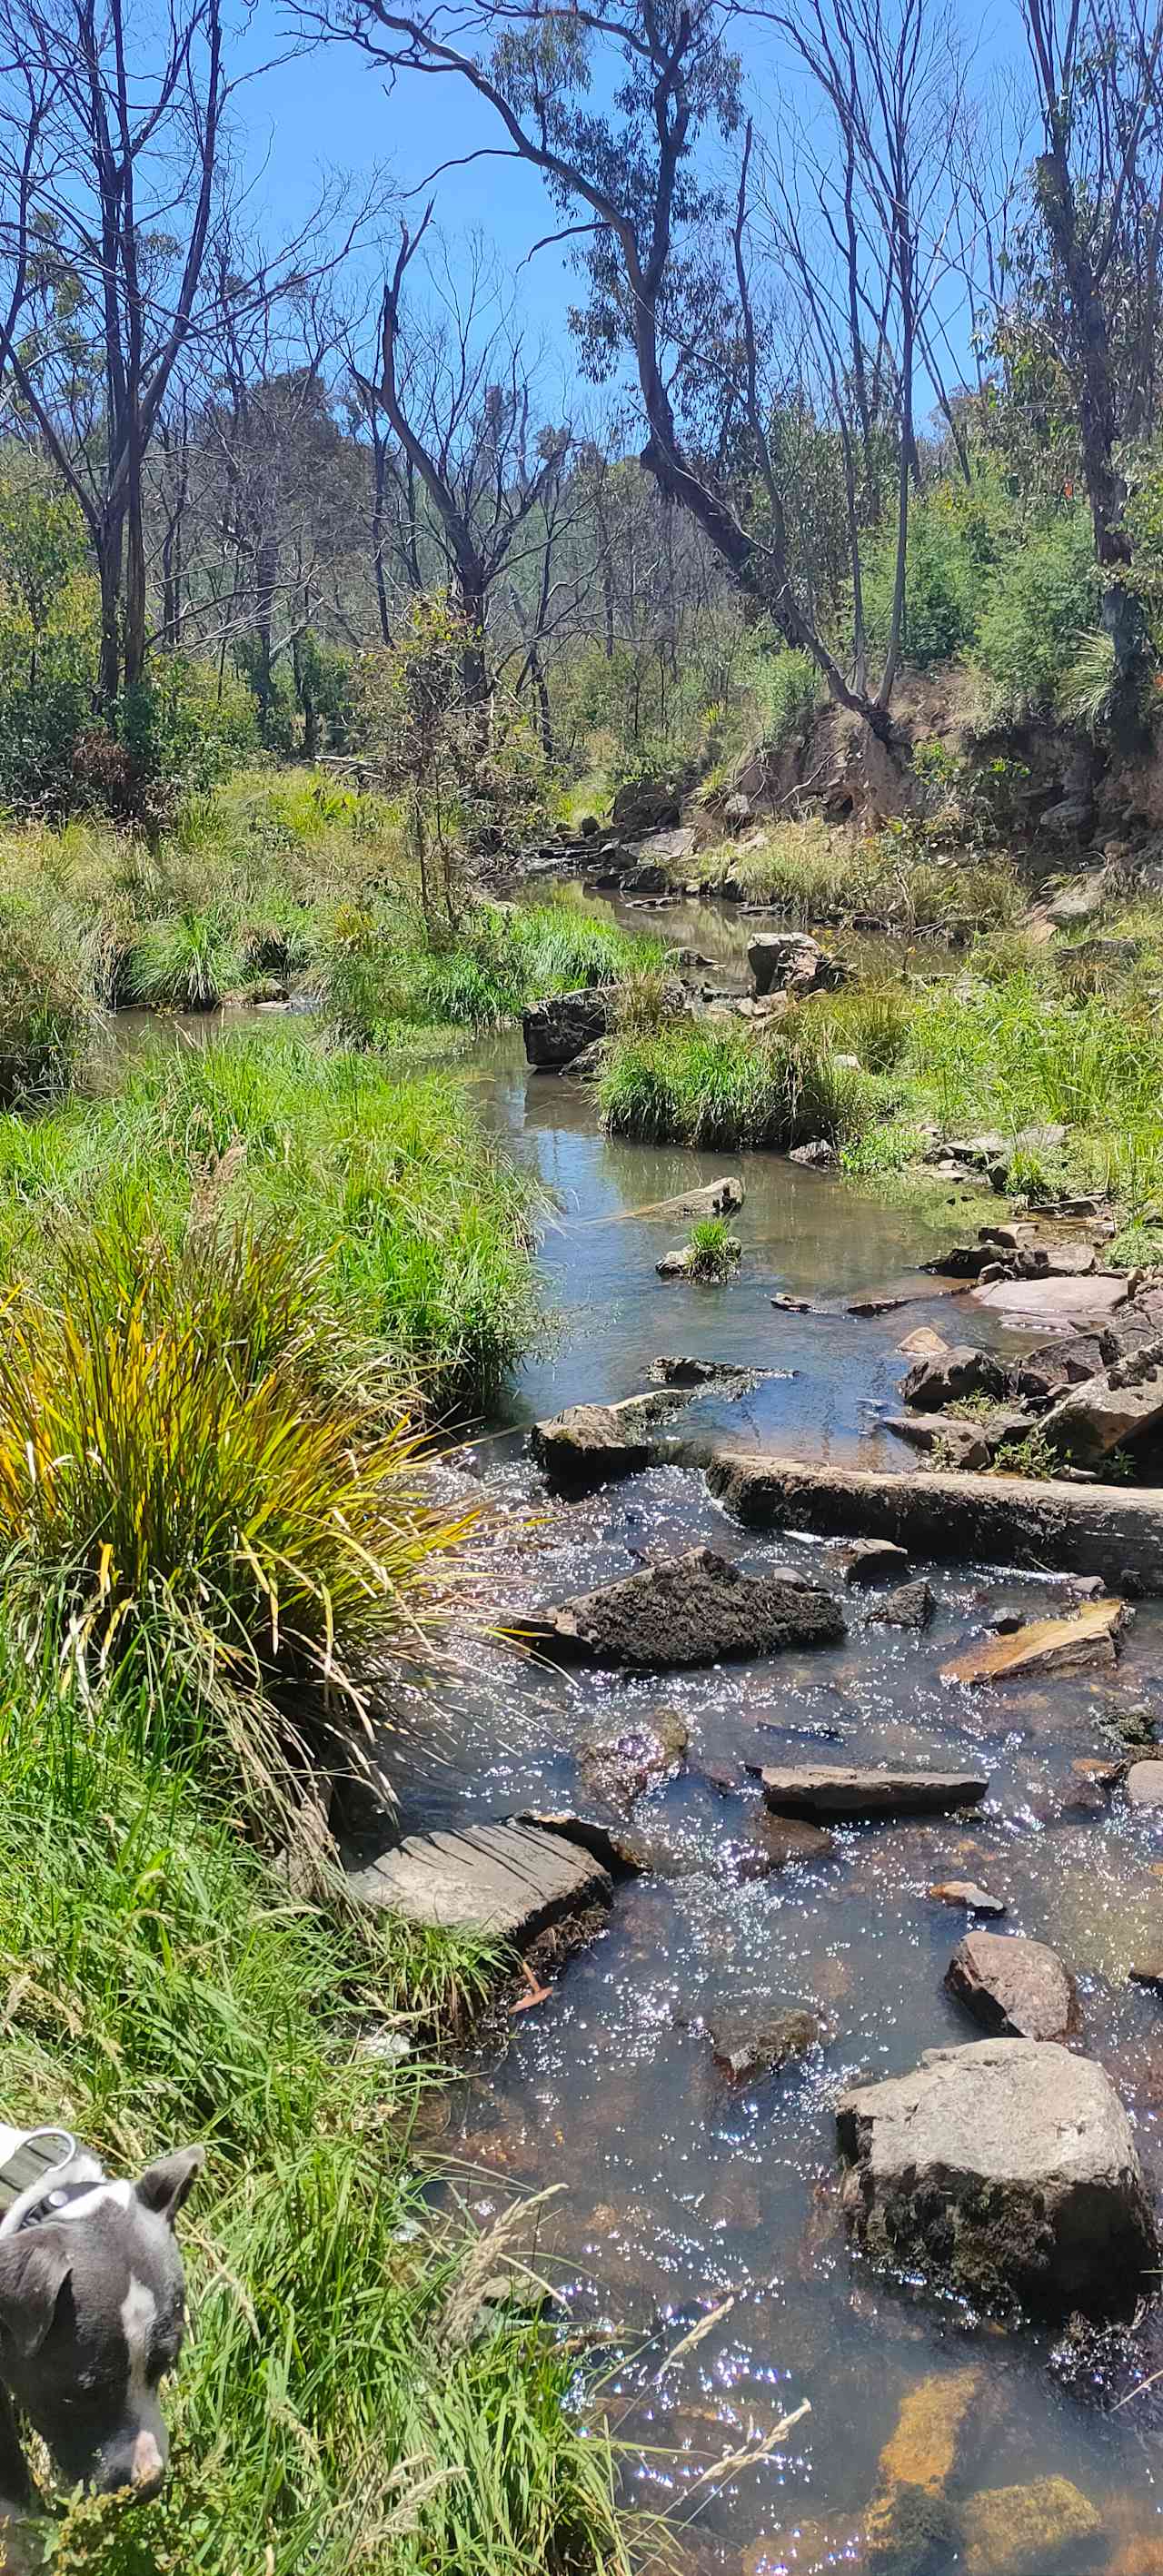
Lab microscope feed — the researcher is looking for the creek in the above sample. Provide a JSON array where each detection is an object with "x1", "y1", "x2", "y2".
[{"x1": 394, "y1": 981, "x2": 1163, "y2": 2571}]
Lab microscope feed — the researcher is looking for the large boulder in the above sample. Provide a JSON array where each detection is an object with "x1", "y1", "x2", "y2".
[
  {"x1": 1010, "y1": 1335, "x2": 1103, "y2": 1405},
  {"x1": 522, "y1": 986, "x2": 612, "y2": 1068},
  {"x1": 748, "y1": 930, "x2": 847, "y2": 997},
  {"x1": 944, "y1": 1929, "x2": 1079, "y2": 2041},
  {"x1": 530, "y1": 1544, "x2": 845, "y2": 1669},
  {"x1": 1040, "y1": 1346, "x2": 1163, "y2": 1465},
  {"x1": 836, "y1": 2038, "x2": 1158, "y2": 2317},
  {"x1": 611, "y1": 776, "x2": 682, "y2": 835},
  {"x1": 900, "y1": 1345, "x2": 1006, "y2": 1412}
]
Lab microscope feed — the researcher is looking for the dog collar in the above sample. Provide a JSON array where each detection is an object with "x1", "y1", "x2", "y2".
[{"x1": 0, "y1": 2130, "x2": 81, "y2": 2233}]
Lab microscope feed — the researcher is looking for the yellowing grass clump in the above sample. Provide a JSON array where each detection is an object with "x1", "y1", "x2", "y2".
[{"x1": 0, "y1": 1222, "x2": 474, "y2": 1808}]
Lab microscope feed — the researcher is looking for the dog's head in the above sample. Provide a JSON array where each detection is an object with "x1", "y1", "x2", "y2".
[{"x1": 0, "y1": 2145, "x2": 204, "y2": 2498}]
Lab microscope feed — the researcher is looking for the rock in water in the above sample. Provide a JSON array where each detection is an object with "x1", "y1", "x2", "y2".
[
  {"x1": 530, "y1": 1393, "x2": 672, "y2": 1487},
  {"x1": 749, "y1": 1813, "x2": 836, "y2": 1870},
  {"x1": 534, "y1": 1546, "x2": 845, "y2": 1669},
  {"x1": 960, "y1": 2478, "x2": 1101, "y2": 2576},
  {"x1": 866, "y1": 1579, "x2": 935, "y2": 1630},
  {"x1": 709, "y1": 2005, "x2": 821, "y2": 2082},
  {"x1": 757, "y1": 1763, "x2": 988, "y2": 1819},
  {"x1": 900, "y1": 1345, "x2": 1006, "y2": 1411},
  {"x1": 929, "y1": 1880, "x2": 1007, "y2": 1917},
  {"x1": 829, "y1": 1536, "x2": 910, "y2": 1586},
  {"x1": 348, "y1": 1820, "x2": 612, "y2": 1948},
  {"x1": 748, "y1": 930, "x2": 846, "y2": 996},
  {"x1": 940, "y1": 1598, "x2": 1126, "y2": 1684},
  {"x1": 945, "y1": 1930, "x2": 1079, "y2": 2041},
  {"x1": 836, "y1": 2039, "x2": 1158, "y2": 2317},
  {"x1": 579, "y1": 1705, "x2": 688, "y2": 1811},
  {"x1": 1125, "y1": 1760, "x2": 1163, "y2": 1810},
  {"x1": 875, "y1": 2367, "x2": 982, "y2": 2495},
  {"x1": 522, "y1": 986, "x2": 613, "y2": 1068}
]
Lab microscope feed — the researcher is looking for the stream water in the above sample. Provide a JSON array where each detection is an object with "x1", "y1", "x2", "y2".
[{"x1": 396, "y1": 1008, "x2": 1163, "y2": 2576}]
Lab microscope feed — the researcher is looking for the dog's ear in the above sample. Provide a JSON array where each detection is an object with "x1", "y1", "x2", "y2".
[
  {"x1": 0, "y1": 2231, "x2": 73, "y2": 2358},
  {"x1": 135, "y1": 2145, "x2": 205, "y2": 2230}
]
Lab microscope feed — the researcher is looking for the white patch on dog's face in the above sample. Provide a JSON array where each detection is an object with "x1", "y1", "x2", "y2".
[
  {"x1": 58, "y1": 2179, "x2": 134, "y2": 2224},
  {"x1": 120, "y1": 2274, "x2": 157, "y2": 2409}
]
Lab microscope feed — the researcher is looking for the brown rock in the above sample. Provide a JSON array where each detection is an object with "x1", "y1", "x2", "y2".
[
  {"x1": 961, "y1": 2476, "x2": 1101, "y2": 2576},
  {"x1": 945, "y1": 1929, "x2": 1079, "y2": 2041},
  {"x1": 830, "y1": 1536, "x2": 910, "y2": 1585},
  {"x1": 876, "y1": 2364, "x2": 983, "y2": 2493},
  {"x1": 866, "y1": 1578, "x2": 935, "y2": 1630},
  {"x1": 972, "y1": 1273, "x2": 1129, "y2": 1329},
  {"x1": 1126, "y1": 1761, "x2": 1163, "y2": 1810},
  {"x1": 534, "y1": 1546, "x2": 846, "y2": 1669},
  {"x1": 578, "y1": 1705, "x2": 689, "y2": 1811},
  {"x1": 887, "y1": 1413, "x2": 991, "y2": 1469},
  {"x1": 1041, "y1": 1357, "x2": 1163, "y2": 1466},
  {"x1": 899, "y1": 1327, "x2": 950, "y2": 1360},
  {"x1": 709, "y1": 2004, "x2": 821, "y2": 2081},
  {"x1": 757, "y1": 1763, "x2": 988, "y2": 1819},
  {"x1": 929, "y1": 1880, "x2": 1007, "y2": 1916},
  {"x1": 750, "y1": 1812, "x2": 836, "y2": 1870},
  {"x1": 901, "y1": 1344, "x2": 1006, "y2": 1411},
  {"x1": 940, "y1": 1599, "x2": 1127, "y2": 1685}
]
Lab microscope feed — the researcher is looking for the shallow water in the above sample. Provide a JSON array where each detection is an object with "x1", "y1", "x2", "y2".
[{"x1": 403, "y1": 1028, "x2": 1163, "y2": 2574}]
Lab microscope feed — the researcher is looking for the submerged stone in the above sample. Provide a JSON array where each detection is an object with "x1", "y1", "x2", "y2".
[
  {"x1": 866, "y1": 1579, "x2": 935, "y2": 1631},
  {"x1": 529, "y1": 1393, "x2": 673, "y2": 1487},
  {"x1": 875, "y1": 2366, "x2": 982, "y2": 2494},
  {"x1": 928, "y1": 1880, "x2": 1007, "y2": 1917},
  {"x1": 709, "y1": 2004, "x2": 821, "y2": 2082},
  {"x1": 578, "y1": 1704, "x2": 688, "y2": 1811},
  {"x1": 960, "y1": 2477, "x2": 1101, "y2": 2576}
]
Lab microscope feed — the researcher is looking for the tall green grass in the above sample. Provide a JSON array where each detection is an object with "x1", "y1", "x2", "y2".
[
  {"x1": 0, "y1": 1655, "x2": 626, "y2": 2576},
  {"x1": 0, "y1": 1027, "x2": 542, "y2": 1417},
  {"x1": 0, "y1": 893, "x2": 101, "y2": 1102},
  {"x1": 323, "y1": 897, "x2": 667, "y2": 1046},
  {"x1": 691, "y1": 819, "x2": 1022, "y2": 936},
  {"x1": 599, "y1": 1016, "x2": 881, "y2": 1152}
]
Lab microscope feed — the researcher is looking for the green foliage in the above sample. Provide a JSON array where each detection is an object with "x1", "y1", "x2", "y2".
[
  {"x1": 323, "y1": 895, "x2": 665, "y2": 1045},
  {"x1": 0, "y1": 1214, "x2": 476, "y2": 1804},
  {"x1": 1059, "y1": 626, "x2": 1118, "y2": 733},
  {"x1": 126, "y1": 906, "x2": 244, "y2": 1009},
  {"x1": 686, "y1": 1214, "x2": 741, "y2": 1275},
  {"x1": 976, "y1": 507, "x2": 1098, "y2": 711},
  {"x1": 599, "y1": 1016, "x2": 881, "y2": 1151},
  {"x1": 750, "y1": 646, "x2": 821, "y2": 749},
  {"x1": 0, "y1": 891, "x2": 99, "y2": 1101}
]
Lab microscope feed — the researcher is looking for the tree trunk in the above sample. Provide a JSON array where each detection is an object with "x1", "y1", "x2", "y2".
[{"x1": 96, "y1": 523, "x2": 122, "y2": 717}]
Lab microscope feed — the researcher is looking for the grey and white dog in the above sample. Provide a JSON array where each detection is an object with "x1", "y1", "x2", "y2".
[{"x1": 0, "y1": 2126, "x2": 204, "y2": 2554}]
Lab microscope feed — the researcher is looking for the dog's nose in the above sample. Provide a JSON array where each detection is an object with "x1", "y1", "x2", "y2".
[{"x1": 127, "y1": 2428, "x2": 166, "y2": 2499}]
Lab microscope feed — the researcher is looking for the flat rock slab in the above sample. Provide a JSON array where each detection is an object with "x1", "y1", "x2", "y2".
[
  {"x1": 972, "y1": 1272, "x2": 1128, "y2": 1328},
  {"x1": 347, "y1": 1820, "x2": 612, "y2": 1947},
  {"x1": 756, "y1": 1763, "x2": 988, "y2": 1819},
  {"x1": 946, "y1": 1929, "x2": 1079, "y2": 2041},
  {"x1": 836, "y1": 2038, "x2": 1158, "y2": 2317},
  {"x1": 940, "y1": 1598, "x2": 1127, "y2": 1685},
  {"x1": 531, "y1": 1545, "x2": 845, "y2": 1669},
  {"x1": 705, "y1": 1450, "x2": 1163, "y2": 1592}
]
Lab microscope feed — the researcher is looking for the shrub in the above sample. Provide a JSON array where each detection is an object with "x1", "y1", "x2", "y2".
[
  {"x1": 751, "y1": 647, "x2": 822, "y2": 748},
  {"x1": 976, "y1": 508, "x2": 1098, "y2": 712},
  {"x1": 126, "y1": 907, "x2": 245, "y2": 1010},
  {"x1": 0, "y1": 1217, "x2": 475, "y2": 1808}
]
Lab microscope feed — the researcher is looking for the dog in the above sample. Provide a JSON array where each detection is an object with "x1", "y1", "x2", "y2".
[{"x1": 0, "y1": 2127, "x2": 204, "y2": 2561}]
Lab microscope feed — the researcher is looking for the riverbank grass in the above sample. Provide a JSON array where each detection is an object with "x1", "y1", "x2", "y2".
[
  {"x1": 600, "y1": 1017, "x2": 883, "y2": 1152},
  {"x1": 0, "y1": 1654, "x2": 626, "y2": 2576}
]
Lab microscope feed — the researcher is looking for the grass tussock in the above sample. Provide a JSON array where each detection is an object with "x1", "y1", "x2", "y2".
[
  {"x1": 0, "y1": 893, "x2": 102, "y2": 1103},
  {"x1": 0, "y1": 1220, "x2": 476, "y2": 1803},
  {"x1": 599, "y1": 1016, "x2": 883, "y2": 1152},
  {"x1": 685, "y1": 1215, "x2": 741, "y2": 1277},
  {"x1": 322, "y1": 895, "x2": 666, "y2": 1046},
  {"x1": 0, "y1": 1656, "x2": 625, "y2": 2576}
]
